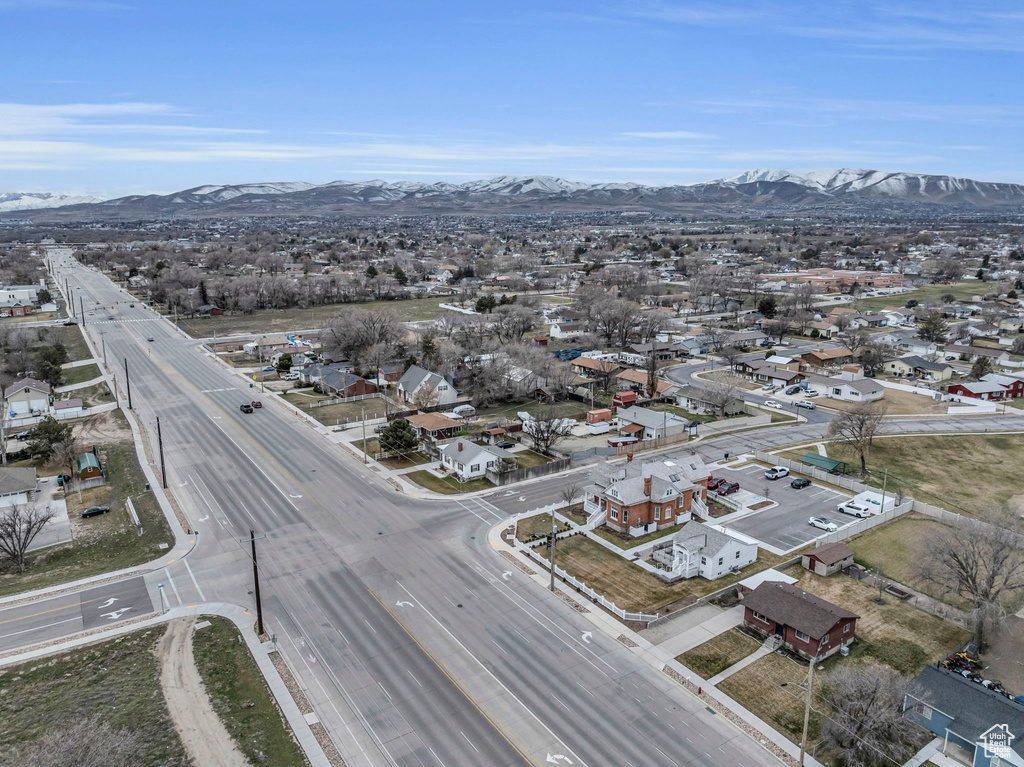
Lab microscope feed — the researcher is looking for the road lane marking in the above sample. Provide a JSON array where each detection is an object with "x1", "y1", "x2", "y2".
[
  {"x1": 182, "y1": 557, "x2": 207, "y2": 602},
  {"x1": 0, "y1": 616, "x2": 79, "y2": 640},
  {"x1": 407, "y1": 669, "x2": 423, "y2": 687},
  {"x1": 460, "y1": 732, "x2": 480, "y2": 753},
  {"x1": 165, "y1": 570, "x2": 182, "y2": 605},
  {"x1": 376, "y1": 587, "x2": 556, "y2": 766},
  {"x1": 0, "y1": 586, "x2": 145, "y2": 627}
]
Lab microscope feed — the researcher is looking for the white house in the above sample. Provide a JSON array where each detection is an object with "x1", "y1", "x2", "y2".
[
  {"x1": 651, "y1": 521, "x2": 757, "y2": 580},
  {"x1": 4, "y1": 379, "x2": 52, "y2": 416},
  {"x1": 0, "y1": 467, "x2": 37, "y2": 508},
  {"x1": 549, "y1": 322, "x2": 584, "y2": 340},
  {"x1": 808, "y1": 374, "x2": 885, "y2": 403},
  {"x1": 397, "y1": 365, "x2": 458, "y2": 406},
  {"x1": 616, "y1": 406, "x2": 689, "y2": 440},
  {"x1": 439, "y1": 439, "x2": 516, "y2": 479}
]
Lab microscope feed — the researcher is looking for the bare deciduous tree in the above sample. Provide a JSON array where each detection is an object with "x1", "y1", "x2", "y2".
[
  {"x1": 819, "y1": 665, "x2": 924, "y2": 767},
  {"x1": 0, "y1": 504, "x2": 56, "y2": 572},
  {"x1": 915, "y1": 510, "x2": 1024, "y2": 648},
  {"x1": 826, "y1": 402, "x2": 887, "y2": 475},
  {"x1": 525, "y1": 409, "x2": 569, "y2": 456},
  {"x1": 701, "y1": 370, "x2": 742, "y2": 416},
  {"x1": 560, "y1": 482, "x2": 582, "y2": 508}
]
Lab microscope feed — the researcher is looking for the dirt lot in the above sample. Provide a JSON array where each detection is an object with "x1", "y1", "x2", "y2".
[{"x1": 537, "y1": 535, "x2": 784, "y2": 613}]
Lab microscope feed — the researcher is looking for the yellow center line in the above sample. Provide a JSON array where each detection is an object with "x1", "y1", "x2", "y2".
[{"x1": 367, "y1": 589, "x2": 538, "y2": 766}]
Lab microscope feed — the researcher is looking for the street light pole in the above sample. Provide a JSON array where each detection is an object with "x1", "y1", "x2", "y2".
[
  {"x1": 549, "y1": 516, "x2": 557, "y2": 591},
  {"x1": 79, "y1": 296, "x2": 86, "y2": 326},
  {"x1": 248, "y1": 529, "x2": 265, "y2": 636}
]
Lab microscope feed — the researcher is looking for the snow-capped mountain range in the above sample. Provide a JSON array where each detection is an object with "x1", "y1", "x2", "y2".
[
  {"x1": 0, "y1": 191, "x2": 107, "y2": 212},
  {"x1": 5, "y1": 168, "x2": 1024, "y2": 218}
]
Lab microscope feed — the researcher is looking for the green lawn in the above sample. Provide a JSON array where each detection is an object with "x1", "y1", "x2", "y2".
[
  {"x1": 853, "y1": 282, "x2": 985, "y2": 311},
  {"x1": 537, "y1": 535, "x2": 784, "y2": 613},
  {"x1": 0, "y1": 625, "x2": 187, "y2": 765},
  {"x1": 0, "y1": 417, "x2": 174, "y2": 598},
  {"x1": 53, "y1": 324, "x2": 92, "y2": 361},
  {"x1": 824, "y1": 434, "x2": 1024, "y2": 517},
  {"x1": 514, "y1": 449, "x2": 552, "y2": 469},
  {"x1": 677, "y1": 627, "x2": 760, "y2": 678},
  {"x1": 592, "y1": 523, "x2": 681, "y2": 550},
  {"x1": 61, "y1": 362, "x2": 102, "y2": 386},
  {"x1": 516, "y1": 513, "x2": 571, "y2": 542},
  {"x1": 297, "y1": 397, "x2": 391, "y2": 426},
  {"x1": 191, "y1": 617, "x2": 308, "y2": 767},
  {"x1": 404, "y1": 470, "x2": 495, "y2": 495}
]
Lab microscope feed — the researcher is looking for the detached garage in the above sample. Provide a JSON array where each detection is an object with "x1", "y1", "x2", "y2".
[
  {"x1": 0, "y1": 467, "x2": 37, "y2": 508},
  {"x1": 802, "y1": 542, "x2": 855, "y2": 577}
]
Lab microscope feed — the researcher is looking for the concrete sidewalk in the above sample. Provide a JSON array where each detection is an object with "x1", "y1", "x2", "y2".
[
  {"x1": 654, "y1": 604, "x2": 745, "y2": 657},
  {"x1": 708, "y1": 642, "x2": 775, "y2": 684},
  {"x1": 0, "y1": 601, "x2": 331, "y2": 767}
]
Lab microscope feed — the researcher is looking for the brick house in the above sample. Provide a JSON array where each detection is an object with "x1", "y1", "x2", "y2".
[
  {"x1": 742, "y1": 581, "x2": 859, "y2": 660},
  {"x1": 404, "y1": 412, "x2": 460, "y2": 443},
  {"x1": 584, "y1": 456, "x2": 710, "y2": 537}
]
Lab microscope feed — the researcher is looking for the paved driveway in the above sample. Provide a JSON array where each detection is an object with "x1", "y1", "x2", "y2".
[{"x1": 712, "y1": 463, "x2": 855, "y2": 552}]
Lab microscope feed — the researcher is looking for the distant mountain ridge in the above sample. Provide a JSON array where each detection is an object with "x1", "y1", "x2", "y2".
[
  {"x1": 0, "y1": 191, "x2": 107, "y2": 212},
  {"x1": 5, "y1": 168, "x2": 1024, "y2": 219}
]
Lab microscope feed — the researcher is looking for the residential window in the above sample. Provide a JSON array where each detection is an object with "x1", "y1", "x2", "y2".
[
  {"x1": 654, "y1": 506, "x2": 661, "y2": 520},
  {"x1": 735, "y1": 550, "x2": 741, "y2": 559},
  {"x1": 611, "y1": 507, "x2": 619, "y2": 520},
  {"x1": 832, "y1": 388, "x2": 842, "y2": 396},
  {"x1": 471, "y1": 464, "x2": 480, "y2": 472},
  {"x1": 794, "y1": 629, "x2": 810, "y2": 642},
  {"x1": 700, "y1": 556, "x2": 707, "y2": 565},
  {"x1": 718, "y1": 557, "x2": 723, "y2": 566},
  {"x1": 843, "y1": 623, "x2": 850, "y2": 633},
  {"x1": 751, "y1": 610, "x2": 768, "y2": 623}
]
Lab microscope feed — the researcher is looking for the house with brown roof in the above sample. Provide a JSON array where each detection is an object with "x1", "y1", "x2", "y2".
[
  {"x1": 742, "y1": 581, "x2": 859, "y2": 659},
  {"x1": 403, "y1": 412, "x2": 460, "y2": 443},
  {"x1": 571, "y1": 357, "x2": 622, "y2": 378},
  {"x1": 799, "y1": 347, "x2": 855, "y2": 370},
  {"x1": 801, "y1": 542, "x2": 855, "y2": 576}
]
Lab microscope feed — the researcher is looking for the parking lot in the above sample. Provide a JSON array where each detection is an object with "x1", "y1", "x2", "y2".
[{"x1": 711, "y1": 462, "x2": 856, "y2": 553}]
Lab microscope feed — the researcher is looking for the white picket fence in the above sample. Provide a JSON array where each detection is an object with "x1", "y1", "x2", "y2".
[{"x1": 515, "y1": 540, "x2": 659, "y2": 622}]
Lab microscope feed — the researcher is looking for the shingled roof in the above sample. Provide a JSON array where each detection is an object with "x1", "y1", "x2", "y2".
[{"x1": 743, "y1": 581, "x2": 858, "y2": 639}]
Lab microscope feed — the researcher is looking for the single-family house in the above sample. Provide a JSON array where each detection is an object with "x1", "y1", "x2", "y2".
[
  {"x1": 571, "y1": 356, "x2": 622, "y2": 379},
  {"x1": 53, "y1": 398, "x2": 86, "y2": 418},
  {"x1": 439, "y1": 439, "x2": 515, "y2": 479},
  {"x1": 616, "y1": 406, "x2": 689, "y2": 440},
  {"x1": 801, "y1": 542, "x2": 855, "y2": 577},
  {"x1": 0, "y1": 467, "x2": 37, "y2": 508},
  {"x1": 404, "y1": 412, "x2": 460, "y2": 443},
  {"x1": 742, "y1": 581, "x2": 859, "y2": 660},
  {"x1": 397, "y1": 365, "x2": 458, "y2": 406},
  {"x1": 904, "y1": 665, "x2": 1024, "y2": 767},
  {"x1": 800, "y1": 347, "x2": 855, "y2": 370},
  {"x1": 673, "y1": 385, "x2": 746, "y2": 416},
  {"x1": 584, "y1": 457, "x2": 709, "y2": 536},
  {"x1": 3, "y1": 379, "x2": 52, "y2": 416},
  {"x1": 614, "y1": 368, "x2": 672, "y2": 396},
  {"x1": 806, "y1": 373, "x2": 885, "y2": 403},
  {"x1": 549, "y1": 322, "x2": 584, "y2": 340},
  {"x1": 650, "y1": 521, "x2": 757, "y2": 580},
  {"x1": 733, "y1": 359, "x2": 806, "y2": 387},
  {"x1": 944, "y1": 344, "x2": 1010, "y2": 365},
  {"x1": 981, "y1": 373, "x2": 1024, "y2": 398},
  {"x1": 311, "y1": 368, "x2": 376, "y2": 398},
  {"x1": 884, "y1": 355, "x2": 953, "y2": 381},
  {"x1": 947, "y1": 380, "x2": 1011, "y2": 401},
  {"x1": 197, "y1": 304, "x2": 223, "y2": 316}
]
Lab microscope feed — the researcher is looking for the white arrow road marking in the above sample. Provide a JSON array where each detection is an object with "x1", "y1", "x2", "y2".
[
  {"x1": 198, "y1": 515, "x2": 209, "y2": 522},
  {"x1": 504, "y1": 490, "x2": 514, "y2": 496},
  {"x1": 547, "y1": 755, "x2": 573, "y2": 764},
  {"x1": 581, "y1": 632, "x2": 593, "y2": 644},
  {"x1": 101, "y1": 608, "x2": 132, "y2": 620},
  {"x1": 289, "y1": 494, "x2": 303, "y2": 499},
  {"x1": 395, "y1": 600, "x2": 414, "y2": 608},
  {"x1": 502, "y1": 571, "x2": 513, "y2": 580},
  {"x1": 98, "y1": 598, "x2": 118, "y2": 608},
  {"x1": 518, "y1": 496, "x2": 526, "y2": 502}
]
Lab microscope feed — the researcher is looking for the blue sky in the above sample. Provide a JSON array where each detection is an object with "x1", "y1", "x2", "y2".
[{"x1": 3, "y1": 0, "x2": 1023, "y2": 195}]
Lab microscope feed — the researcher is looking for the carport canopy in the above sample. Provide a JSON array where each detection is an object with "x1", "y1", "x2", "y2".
[{"x1": 799, "y1": 452, "x2": 846, "y2": 472}]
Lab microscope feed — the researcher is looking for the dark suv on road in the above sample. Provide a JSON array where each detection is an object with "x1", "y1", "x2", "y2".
[{"x1": 239, "y1": 403, "x2": 254, "y2": 413}]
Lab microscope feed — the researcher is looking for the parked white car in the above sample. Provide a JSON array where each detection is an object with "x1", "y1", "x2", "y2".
[
  {"x1": 764, "y1": 400, "x2": 783, "y2": 409},
  {"x1": 764, "y1": 466, "x2": 790, "y2": 480},
  {"x1": 284, "y1": 372, "x2": 299, "y2": 381},
  {"x1": 795, "y1": 401, "x2": 816, "y2": 410},
  {"x1": 838, "y1": 501, "x2": 873, "y2": 518},
  {"x1": 809, "y1": 516, "x2": 839, "y2": 532}
]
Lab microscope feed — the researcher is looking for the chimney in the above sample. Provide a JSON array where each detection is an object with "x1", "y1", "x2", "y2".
[
  {"x1": 644, "y1": 477, "x2": 651, "y2": 497},
  {"x1": 691, "y1": 450, "x2": 696, "y2": 456},
  {"x1": 626, "y1": 452, "x2": 634, "y2": 463},
  {"x1": 457, "y1": 441, "x2": 463, "y2": 452}
]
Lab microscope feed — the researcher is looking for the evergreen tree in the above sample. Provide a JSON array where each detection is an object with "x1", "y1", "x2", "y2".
[
  {"x1": 970, "y1": 355, "x2": 995, "y2": 379},
  {"x1": 756, "y1": 296, "x2": 777, "y2": 319},
  {"x1": 393, "y1": 266, "x2": 408, "y2": 286},
  {"x1": 276, "y1": 353, "x2": 293, "y2": 374},
  {"x1": 918, "y1": 311, "x2": 949, "y2": 342},
  {"x1": 27, "y1": 416, "x2": 74, "y2": 462},
  {"x1": 199, "y1": 280, "x2": 209, "y2": 305},
  {"x1": 366, "y1": 264, "x2": 378, "y2": 278},
  {"x1": 379, "y1": 419, "x2": 419, "y2": 455}
]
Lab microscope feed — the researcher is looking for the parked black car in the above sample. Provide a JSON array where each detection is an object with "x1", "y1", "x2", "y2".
[
  {"x1": 791, "y1": 477, "x2": 812, "y2": 489},
  {"x1": 81, "y1": 505, "x2": 111, "y2": 518}
]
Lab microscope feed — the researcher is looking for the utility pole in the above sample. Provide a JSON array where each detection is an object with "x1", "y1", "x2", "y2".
[
  {"x1": 124, "y1": 358, "x2": 132, "y2": 410},
  {"x1": 784, "y1": 637, "x2": 825, "y2": 767},
  {"x1": 361, "y1": 406, "x2": 367, "y2": 464},
  {"x1": 248, "y1": 529, "x2": 265, "y2": 636},
  {"x1": 157, "y1": 417, "x2": 167, "y2": 489},
  {"x1": 880, "y1": 468, "x2": 889, "y2": 515},
  {"x1": 101, "y1": 334, "x2": 106, "y2": 366},
  {"x1": 79, "y1": 296, "x2": 86, "y2": 326}
]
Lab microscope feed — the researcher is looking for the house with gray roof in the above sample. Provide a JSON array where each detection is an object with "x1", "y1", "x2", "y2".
[
  {"x1": 905, "y1": 665, "x2": 1024, "y2": 767},
  {"x1": 651, "y1": 521, "x2": 757, "y2": 580},
  {"x1": 439, "y1": 439, "x2": 514, "y2": 479},
  {"x1": 616, "y1": 405, "x2": 689, "y2": 440},
  {"x1": 397, "y1": 364, "x2": 458, "y2": 406},
  {"x1": 0, "y1": 467, "x2": 37, "y2": 508},
  {"x1": 806, "y1": 373, "x2": 885, "y2": 403}
]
